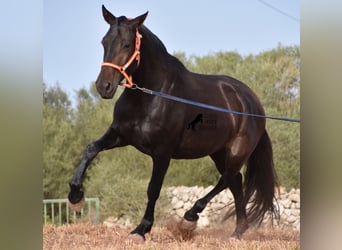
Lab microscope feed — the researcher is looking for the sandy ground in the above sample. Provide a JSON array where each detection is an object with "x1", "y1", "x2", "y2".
[{"x1": 43, "y1": 220, "x2": 300, "y2": 250}]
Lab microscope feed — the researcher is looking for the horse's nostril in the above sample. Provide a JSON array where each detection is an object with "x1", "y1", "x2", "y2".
[{"x1": 105, "y1": 82, "x2": 111, "y2": 92}]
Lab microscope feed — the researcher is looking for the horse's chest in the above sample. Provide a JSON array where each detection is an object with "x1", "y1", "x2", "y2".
[{"x1": 116, "y1": 117, "x2": 168, "y2": 154}]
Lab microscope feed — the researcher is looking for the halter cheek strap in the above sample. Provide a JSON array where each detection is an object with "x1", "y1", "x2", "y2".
[{"x1": 101, "y1": 29, "x2": 142, "y2": 88}]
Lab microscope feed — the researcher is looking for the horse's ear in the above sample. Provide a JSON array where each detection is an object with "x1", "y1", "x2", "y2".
[
  {"x1": 102, "y1": 5, "x2": 116, "y2": 25},
  {"x1": 131, "y1": 11, "x2": 149, "y2": 27}
]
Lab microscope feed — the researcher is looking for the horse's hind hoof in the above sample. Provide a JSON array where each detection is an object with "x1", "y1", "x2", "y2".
[
  {"x1": 127, "y1": 233, "x2": 145, "y2": 243},
  {"x1": 230, "y1": 231, "x2": 242, "y2": 239},
  {"x1": 230, "y1": 223, "x2": 249, "y2": 239},
  {"x1": 179, "y1": 218, "x2": 197, "y2": 232}
]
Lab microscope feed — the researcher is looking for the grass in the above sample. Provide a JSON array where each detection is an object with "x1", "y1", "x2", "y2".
[{"x1": 43, "y1": 221, "x2": 299, "y2": 250}]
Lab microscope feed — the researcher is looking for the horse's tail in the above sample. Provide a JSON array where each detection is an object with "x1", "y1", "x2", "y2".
[{"x1": 244, "y1": 130, "x2": 279, "y2": 225}]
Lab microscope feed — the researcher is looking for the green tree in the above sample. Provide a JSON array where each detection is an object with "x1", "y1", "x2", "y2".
[{"x1": 43, "y1": 83, "x2": 75, "y2": 198}]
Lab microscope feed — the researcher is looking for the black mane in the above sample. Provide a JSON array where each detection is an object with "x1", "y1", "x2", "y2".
[
  {"x1": 139, "y1": 25, "x2": 187, "y2": 72},
  {"x1": 140, "y1": 25, "x2": 168, "y2": 54}
]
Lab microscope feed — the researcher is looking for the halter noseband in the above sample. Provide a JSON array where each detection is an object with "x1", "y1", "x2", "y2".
[{"x1": 101, "y1": 29, "x2": 142, "y2": 88}]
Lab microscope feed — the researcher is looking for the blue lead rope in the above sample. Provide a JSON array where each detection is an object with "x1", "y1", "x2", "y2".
[{"x1": 132, "y1": 85, "x2": 300, "y2": 123}]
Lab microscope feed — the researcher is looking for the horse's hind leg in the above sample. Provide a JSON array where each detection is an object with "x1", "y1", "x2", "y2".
[
  {"x1": 68, "y1": 125, "x2": 125, "y2": 207},
  {"x1": 182, "y1": 150, "x2": 229, "y2": 228},
  {"x1": 182, "y1": 171, "x2": 247, "y2": 235},
  {"x1": 183, "y1": 175, "x2": 229, "y2": 222},
  {"x1": 228, "y1": 172, "x2": 248, "y2": 238},
  {"x1": 182, "y1": 149, "x2": 248, "y2": 238},
  {"x1": 219, "y1": 159, "x2": 248, "y2": 237}
]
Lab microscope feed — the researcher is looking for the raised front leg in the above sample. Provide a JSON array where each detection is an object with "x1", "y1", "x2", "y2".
[
  {"x1": 130, "y1": 155, "x2": 170, "y2": 240},
  {"x1": 68, "y1": 126, "x2": 125, "y2": 206}
]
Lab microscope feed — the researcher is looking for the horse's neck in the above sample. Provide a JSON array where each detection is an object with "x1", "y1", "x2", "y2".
[
  {"x1": 133, "y1": 28, "x2": 185, "y2": 91},
  {"x1": 135, "y1": 52, "x2": 173, "y2": 90}
]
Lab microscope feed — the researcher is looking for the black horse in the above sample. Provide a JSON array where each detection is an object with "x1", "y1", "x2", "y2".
[{"x1": 68, "y1": 5, "x2": 278, "y2": 240}]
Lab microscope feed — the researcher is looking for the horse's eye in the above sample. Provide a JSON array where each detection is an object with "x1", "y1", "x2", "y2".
[{"x1": 123, "y1": 43, "x2": 130, "y2": 49}]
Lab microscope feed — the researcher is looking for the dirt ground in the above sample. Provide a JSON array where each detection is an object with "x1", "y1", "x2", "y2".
[{"x1": 43, "y1": 221, "x2": 300, "y2": 250}]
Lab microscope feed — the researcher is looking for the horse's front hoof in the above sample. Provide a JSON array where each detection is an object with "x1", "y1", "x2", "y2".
[
  {"x1": 68, "y1": 185, "x2": 85, "y2": 212},
  {"x1": 129, "y1": 219, "x2": 153, "y2": 242},
  {"x1": 68, "y1": 196, "x2": 85, "y2": 212},
  {"x1": 68, "y1": 184, "x2": 84, "y2": 204}
]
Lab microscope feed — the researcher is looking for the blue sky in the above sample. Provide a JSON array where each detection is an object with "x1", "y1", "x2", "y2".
[{"x1": 44, "y1": 0, "x2": 299, "y2": 100}]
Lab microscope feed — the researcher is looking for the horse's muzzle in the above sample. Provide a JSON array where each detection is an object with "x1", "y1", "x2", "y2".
[
  {"x1": 95, "y1": 70, "x2": 121, "y2": 98},
  {"x1": 96, "y1": 81, "x2": 118, "y2": 99}
]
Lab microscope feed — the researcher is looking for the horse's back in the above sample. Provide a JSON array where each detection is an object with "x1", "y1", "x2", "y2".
[{"x1": 178, "y1": 71, "x2": 265, "y2": 128}]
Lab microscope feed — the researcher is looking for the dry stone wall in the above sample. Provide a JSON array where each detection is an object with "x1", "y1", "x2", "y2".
[{"x1": 166, "y1": 186, "x2": 300, "y2": 231}]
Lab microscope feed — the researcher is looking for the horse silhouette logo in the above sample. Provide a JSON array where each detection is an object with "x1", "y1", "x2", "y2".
[{"x1": 188, "y1": 114, "x2": 203, "y2": 131}]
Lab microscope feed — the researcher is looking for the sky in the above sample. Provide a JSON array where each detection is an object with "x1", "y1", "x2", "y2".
[{"x1": 44, "y1": 0, "x2": 300, "y2": 101}]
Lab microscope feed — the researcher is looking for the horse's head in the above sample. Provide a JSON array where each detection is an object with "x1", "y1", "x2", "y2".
[{"x1": 96, "y1": 5, "x2": 148, "y2": 99}]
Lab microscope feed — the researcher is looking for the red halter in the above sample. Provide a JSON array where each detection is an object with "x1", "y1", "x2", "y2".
[{"x1": 101, "y1": 29, "x2": 142, "y2": 88}]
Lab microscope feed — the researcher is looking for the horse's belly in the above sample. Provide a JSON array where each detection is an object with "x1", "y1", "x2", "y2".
[
  {"x1": 172, "y1": 148, "x2": 213, "y2": 159},
  {"x1": 173, "y1": 131, "x2": 229, "y2": 159},
  {"x1": 172, "y1": 112, "x2": 232, "y2": 158}
]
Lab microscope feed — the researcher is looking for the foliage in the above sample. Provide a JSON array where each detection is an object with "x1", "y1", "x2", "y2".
[
  {"x1": 43, "y1": 83, "x2": 75, "y2": 198},
  {"x1": 43, "y1": 45, "x2": 300, "y2": 220}
]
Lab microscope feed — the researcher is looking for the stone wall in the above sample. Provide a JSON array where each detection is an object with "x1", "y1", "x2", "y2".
[{"x1": 166, "y1": 186, "x2": 300, "y2": 231}]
